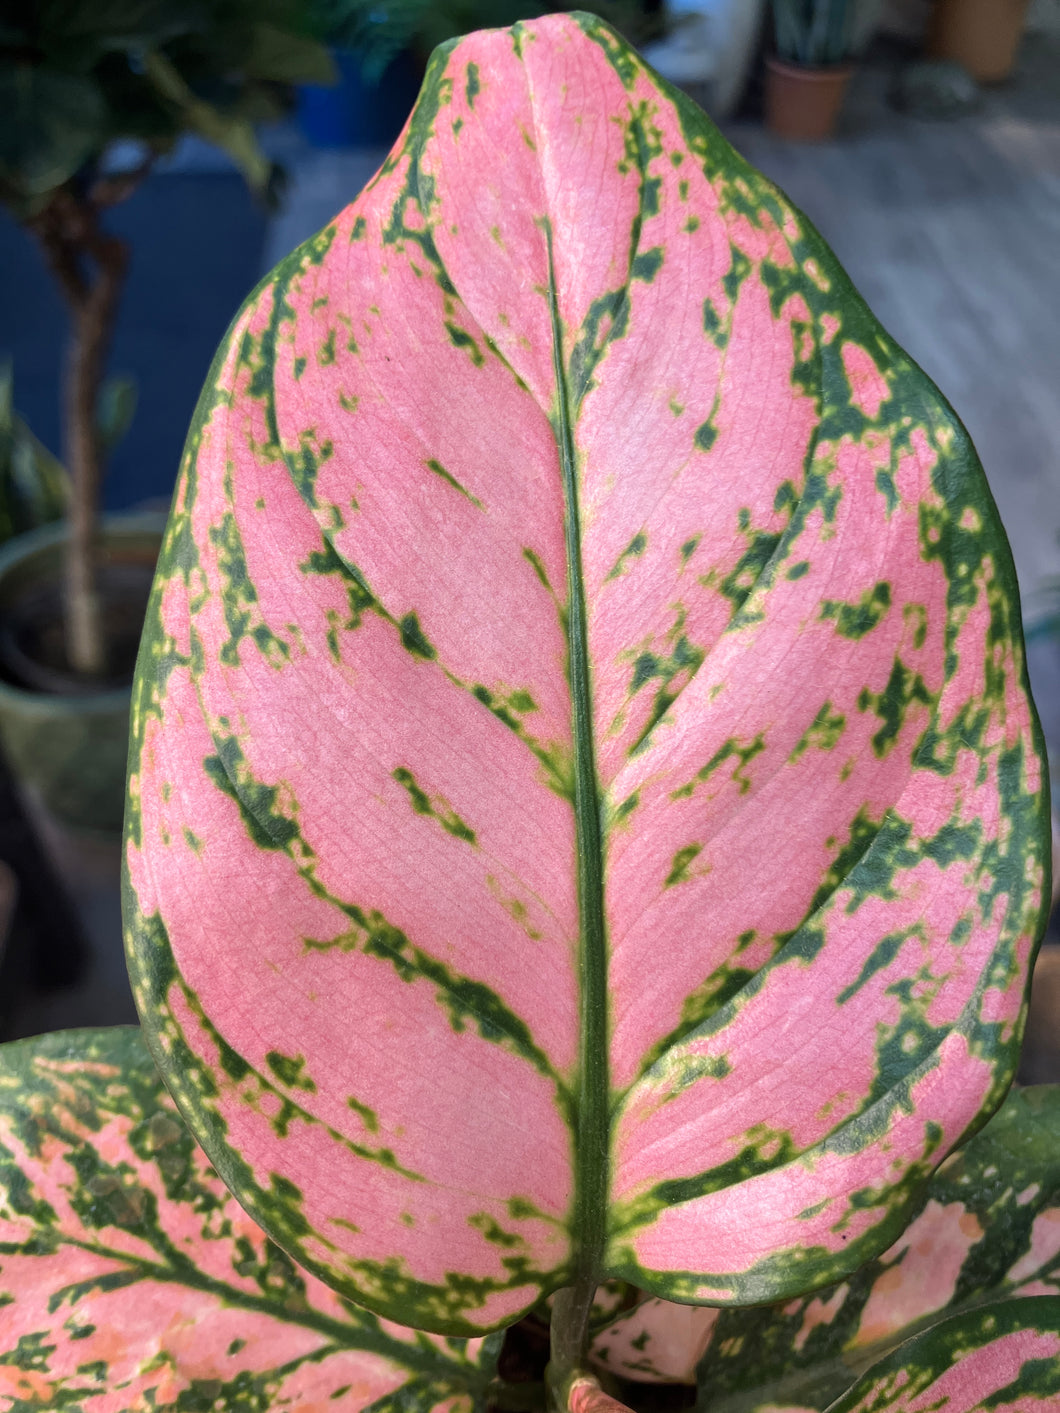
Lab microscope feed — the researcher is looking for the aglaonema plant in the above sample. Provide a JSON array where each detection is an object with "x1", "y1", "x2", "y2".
[{"x1": 0, "y1": 11, "x2": 1054, "y2": 1413}]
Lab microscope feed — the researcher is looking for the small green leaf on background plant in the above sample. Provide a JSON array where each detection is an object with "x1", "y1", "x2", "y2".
[
  {"x1": 142, "y1": 50, "x2": 274, "y2": 197},
  {"x1": 0, "y1": 361, "x2": 69, "y2": 543},
  {"x1": 0, "y1": 64, "x2": 106, "y2": 200},
  {"x1": 248, "y1": 21, "x2": 339, "y2": 86},
  {"x1": 96, "y1": 373, "x2": 138, "y2": 453}
]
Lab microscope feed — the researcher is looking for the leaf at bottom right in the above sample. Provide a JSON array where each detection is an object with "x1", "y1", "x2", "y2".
[{"x1": 822, "y1": 1295, "x2": 1060, "y2": 1413}]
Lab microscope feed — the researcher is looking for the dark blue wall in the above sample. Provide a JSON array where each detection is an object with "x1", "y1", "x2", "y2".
[{"x1": 0, "y1": 173, "x2": 267, "y2": 512}]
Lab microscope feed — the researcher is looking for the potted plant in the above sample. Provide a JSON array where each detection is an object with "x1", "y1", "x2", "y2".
[
  {"x1": 0, "y1": 15, "x2": 1054, "y2": 1413},
  {"x1": 0, "y1": 362, "x2": 142, "y2": 838},
  {"x1": 765, "y1": 0, "x2": 869, "y2": 140},
  {"x1": 928, "y1": 0, "x2": 1033, "y2": 83},
  {"x1": 0, "y1": 0, "x2": 334, "y2": 836}
]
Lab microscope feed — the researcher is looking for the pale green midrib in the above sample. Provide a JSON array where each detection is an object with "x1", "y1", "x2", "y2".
[{"x1": 545, "y1": 222, "x2": 610, "y2": 1297}]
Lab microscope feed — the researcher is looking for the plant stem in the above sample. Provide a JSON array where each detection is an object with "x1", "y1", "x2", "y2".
[
  {"x1": 31, "y1": 187, "x2": 130, "y2": 678},
  {"x1": 547, "y1": 1279, "x2": 599, "y2": 1411}
]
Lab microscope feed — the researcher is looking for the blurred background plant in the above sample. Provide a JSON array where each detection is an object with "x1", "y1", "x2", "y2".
[
  {"x1": 0, "y1": 0, "x2": 337, "y2": 217},
  {"x1": 770, "y1": 0, "x2": 872, "y2": 66},
  {"x1": 763, "y1": 0, "x2": 881, "y2": 140},
  {"x1": 0, "y1": 0, "x2": 335, "y2": 678}
]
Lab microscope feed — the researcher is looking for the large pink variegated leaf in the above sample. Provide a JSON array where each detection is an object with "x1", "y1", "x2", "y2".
[
  {"x1": 123, "y1": 13, "x2": 1049, "y2": 1333},
  {"x1": 0, "y1": 1028, "x2": 497, "y2": 1411}
]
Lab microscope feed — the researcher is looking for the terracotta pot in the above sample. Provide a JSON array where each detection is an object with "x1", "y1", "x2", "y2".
[
  {"x1": 0, "y1": 514, "x2": 164, "y2": 838},
  {"x1": 929, "y1": 0, "x2": 1031, "y2": 82},
  {"x1": 765, "y1": 57, "x2": 854, "y2": 141}
]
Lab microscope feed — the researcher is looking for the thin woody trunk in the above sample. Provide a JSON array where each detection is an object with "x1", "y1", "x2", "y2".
[
  {"x1": 31, "y1": 189, "x2": 129, "y2": 679},
  {"x1": 63, "y1": 229, "x2": 128, "y2": 677}
]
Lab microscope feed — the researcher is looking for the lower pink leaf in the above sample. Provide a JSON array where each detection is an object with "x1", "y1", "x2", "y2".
[
  {"x1": 0, "y1": 1028, "x2": 497, "y2": 1412},
  {"x1": 821, "y1": 1297, "x2": 1060, "y2": 1412},
  {"x1": 694, "y1": 1082, "x2": 1060, "y2": 1411}
]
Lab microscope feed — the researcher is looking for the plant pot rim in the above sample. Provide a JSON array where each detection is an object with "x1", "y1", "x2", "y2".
[
  {"x1": 0, "y1": 511, "x2": 166, "y2": 716},
  {"x1": 767, "y1": 54, "x2": 856, "y2": 78}
]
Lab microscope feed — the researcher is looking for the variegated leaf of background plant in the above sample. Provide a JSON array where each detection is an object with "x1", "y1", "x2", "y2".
[
  {"x1": 820, "y1": 1297, "x2": 1060, "y2": 1413},
  {"x1": 124, "y1": 11, "x2": 1049, "y2": 1333},
  {"x1": 591, "y1": 1296, "x2": 718, "y2": 1384},
  {"x1": 693, "y1": 1083, "x2": 1060, "y2": 1413},
  {"x1": 0, "y1": 1029, "x2": 497, "y2": 1413}
]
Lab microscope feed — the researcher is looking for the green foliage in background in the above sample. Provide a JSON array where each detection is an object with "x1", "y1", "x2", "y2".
[
  {"x1": 0, "y1": 1, "x2": 336, "y2": 680},
  {"x1": 0, "y1": 364, "x2": 142, "y2": 547},
  {"x1": 0, "y1": 0, "x2": 336, "y2": 215},
  {"x1": 771, "y1": 0, "x2": 869, "y2": 66},
  {"x1": 0, "y1": 362, "x2": 68, "y2": 545}
]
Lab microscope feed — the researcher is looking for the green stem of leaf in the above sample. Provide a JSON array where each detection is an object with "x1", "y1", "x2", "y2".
[
  {"x1": 544, "y1": 205, "x2": 610, "y2": 1319},
  {"x1": 547, "y1": 1280, "x2": 599, "y2": 1411}
]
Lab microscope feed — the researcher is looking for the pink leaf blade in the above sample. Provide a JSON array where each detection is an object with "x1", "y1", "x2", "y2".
[
  {"x1": 124, "y1": 11, "x2": 1050, "y2": 1333},
  {"x1": 590, "y1": 37, "x2": 1047, "y2": 1299},
  {"x1": 125, "y1": 217, "x2": 579, "y2": 1330}
]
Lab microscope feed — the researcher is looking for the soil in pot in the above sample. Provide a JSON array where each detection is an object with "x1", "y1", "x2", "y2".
[{"x1": 0, "y1": 561, "x2": 154, "y2": 696}]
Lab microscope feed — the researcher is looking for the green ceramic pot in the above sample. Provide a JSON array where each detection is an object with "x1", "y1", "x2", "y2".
[{"x1": 0, "y1": 514, "x2": 165, "y2": 838}]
